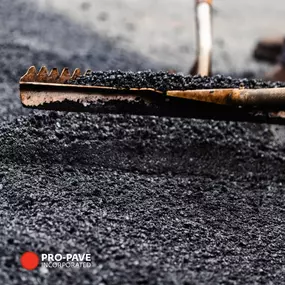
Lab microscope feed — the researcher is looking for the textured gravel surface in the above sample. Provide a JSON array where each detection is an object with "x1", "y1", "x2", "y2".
[
  {"x1": 1, "y1": 0, "x2": 285, "y2": 285},
  {"x1": 70, "y1": 71, "x2": 285, "y2": 91}
]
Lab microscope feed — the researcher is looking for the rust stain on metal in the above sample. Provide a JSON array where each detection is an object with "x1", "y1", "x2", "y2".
[
  {"x1": 167, "y1": 89, "x2": 242, "y2": 105},
  {"x1": 167, "y1": 87, "x2": 285, "y2": 108},
  {"x1": 196, "y1": 0, "x2": 213, "y2": 5},
  {"x1": 20, "y1": 66, "x2": 81, "y2": 84},
  {"x1": 19, "y1": 67, "x2": 163, "y2": 110},
  {"x1": 47, "y1": 68, "x2": 60, "y2": 83},
  {"x1": 58, "y1": 68, "x2": 71, "y2": 83},
  {"x1": 36, "y1": 66, "x2": 48, "y2": 82},
  {"x1": 20, "y1": 66, "x2": 37, "y2": 82},
  {"x1": 21, "y1": 89, "x2": 141, "y2": 107},
  {"x1": 71, "y1": 68, "x2": 81, "y2": 80}
]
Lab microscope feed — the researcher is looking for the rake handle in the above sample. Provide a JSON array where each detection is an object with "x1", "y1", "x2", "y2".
[{"x1": 168, "y1": 87, "x2": 285, "y2": 108}]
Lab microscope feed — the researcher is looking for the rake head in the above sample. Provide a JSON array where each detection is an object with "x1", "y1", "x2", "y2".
[{"x1": 19, "y1": 66, "x2": 285, "y2": 125}]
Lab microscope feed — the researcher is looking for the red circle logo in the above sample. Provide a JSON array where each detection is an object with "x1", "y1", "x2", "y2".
[{"x1": 20, "y1": 252, "x2": 40, "y2": 270}]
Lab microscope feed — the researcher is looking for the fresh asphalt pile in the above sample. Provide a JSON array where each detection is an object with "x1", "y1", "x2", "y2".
[
  {"x1": 1, "y1": 0, "x2": 285, "y2": 285},
  {"x1": 71, "y1": 70, "x2": 285, "y2": 91}
]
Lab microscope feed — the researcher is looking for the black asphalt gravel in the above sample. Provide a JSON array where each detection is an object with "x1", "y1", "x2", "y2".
[
  {"x1": 70, "y1": 70, "x2": 285, "y2": 91},
  {"x1": 1, "y1": 1, "x2": 285, "y2": 285}
]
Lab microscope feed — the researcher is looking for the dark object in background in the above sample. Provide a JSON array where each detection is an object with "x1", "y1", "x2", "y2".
[{"x1": 253, "y1": 37, "x2": 284, "y2": 64}]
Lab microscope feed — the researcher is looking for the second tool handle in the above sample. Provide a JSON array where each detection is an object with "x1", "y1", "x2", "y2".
[{"x1": 195, "y1": 0, "x2": 213, "y2": 76}]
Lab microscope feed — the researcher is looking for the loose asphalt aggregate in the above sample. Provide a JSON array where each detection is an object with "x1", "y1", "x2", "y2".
[{"x1": 70, "y1": 71, "x2": 285, "y2": 91}]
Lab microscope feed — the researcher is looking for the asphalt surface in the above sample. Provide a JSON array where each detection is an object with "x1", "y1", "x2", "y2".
[{"x1": 1, "y1": 0, "x2": 285, "y2": 284}]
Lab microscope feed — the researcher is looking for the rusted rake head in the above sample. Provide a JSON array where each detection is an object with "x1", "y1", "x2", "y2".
[
  {"x1": 20, "y1": 66, "x2": 82, "y2": 84},
  {"x1": 19, "y1": 66, "x2": 285, "y2": 125},
  {"x1": 19, "y1": 66, "x2": 165, "y2": 115}
]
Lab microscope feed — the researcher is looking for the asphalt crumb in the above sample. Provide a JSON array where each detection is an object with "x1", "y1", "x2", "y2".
[{"x1": 70, "y1": 70, "x2": 285, "y2": 91}]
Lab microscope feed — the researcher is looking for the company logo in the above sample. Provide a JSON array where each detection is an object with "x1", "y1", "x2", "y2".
[
  {"x1": 20, "y1": 252, "x2": 40, "y2": 270},
  {"x1": 20, "y1": 252, "x2": 92, "y2": 270}
]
